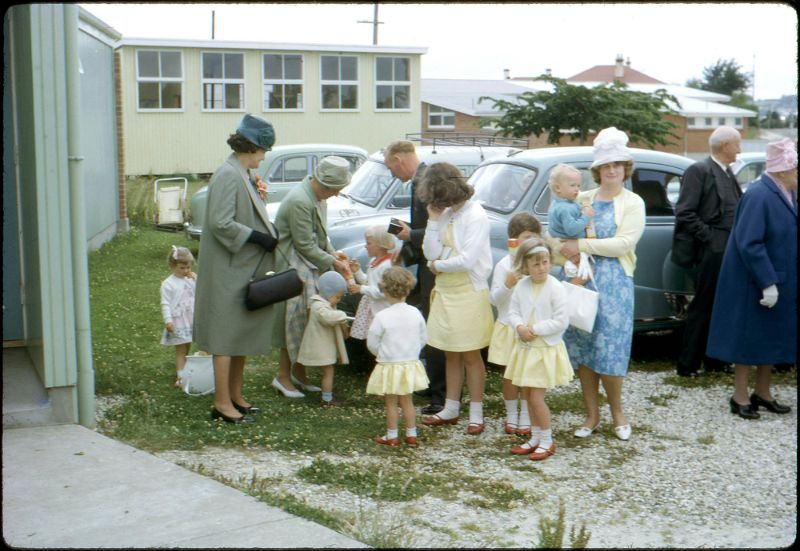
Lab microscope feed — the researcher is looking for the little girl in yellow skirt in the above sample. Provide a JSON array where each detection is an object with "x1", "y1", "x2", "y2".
[
  {"x1": 504, "y1": 238, "x2": 573, "y2": 461},
  {"x1": 366, "y1": 267, "x2": 430, "y2": 447}
]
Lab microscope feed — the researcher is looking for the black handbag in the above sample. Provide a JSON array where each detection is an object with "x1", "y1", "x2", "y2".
[{"x1": 245, "y1": 249, "x2": 304, "y2": 311}]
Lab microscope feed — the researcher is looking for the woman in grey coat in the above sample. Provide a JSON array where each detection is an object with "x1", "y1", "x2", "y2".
[{"x1": 194, "y1": 114, "x2": 278, "y2": 424}]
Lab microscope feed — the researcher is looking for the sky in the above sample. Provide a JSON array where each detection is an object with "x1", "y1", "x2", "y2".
[{"x1": 81, "y1": 2, "x2": 797, "y2": 100}]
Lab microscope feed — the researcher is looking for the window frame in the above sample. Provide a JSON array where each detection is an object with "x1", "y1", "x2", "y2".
[
  {"x1": 262, "y1": 53, "x2": 304, "y2": 112},
  {"x1": 135, "y1": 49, "x2": 184, "y2": 112},
  {"x1": 374, "y1": 56, "x2": 411, "y2": 112},
  {"x1": 428, "y1": 104, "x2": 456, "y2": 129},
  {"x1": 320, "y1": 54, "x2": 360, "y2": 112},
  {"x1": 200, "y1": 51, "x2": 246, "y2": 113}
]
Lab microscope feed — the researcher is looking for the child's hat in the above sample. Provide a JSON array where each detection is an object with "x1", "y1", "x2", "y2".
[
  {"x1": 591, "y1": 127, "x2": 633, "y2": 168},
  {"x1": 318, "y1": 271, "x2": 347, "y2": 298}
]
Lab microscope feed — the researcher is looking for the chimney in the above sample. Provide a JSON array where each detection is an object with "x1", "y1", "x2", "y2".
[
  {"x1": 614, "y1": 54, "x2": 624, "y2": 79},
  {"x1": 626, "y1": 56, "x2": 631, "y2": 67},
  {"x1": 545, "y1": 68, "x2": 552, "y2": 76},
  {"x1": 503, "y1": 68, "x2": 510, "y2": 80}
]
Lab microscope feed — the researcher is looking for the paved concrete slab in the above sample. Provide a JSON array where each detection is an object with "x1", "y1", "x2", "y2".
[{"x1": 2, "y1": 424, "x2": 368, "y2": 548}]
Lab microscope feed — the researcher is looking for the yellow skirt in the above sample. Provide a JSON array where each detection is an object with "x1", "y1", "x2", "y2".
[
  {"x1": 366, "y1": 360, "x2": 430, "y2": 396},
  {"x1": 487, "y1": 321, "x2": 515, "y2": 366},
  {"x1": 504, "y1": 338, "x2": 574, "y2": 389},
  {"x1": 427, "y1": 271, "x2": 494, "y2": 352}
]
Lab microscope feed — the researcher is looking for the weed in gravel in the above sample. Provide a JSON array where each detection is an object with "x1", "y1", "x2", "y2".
[
  {"x1": 647, "y1": 391, "x2": 679, "y2": 407},
  {"x1": 535, "y1": 498, "x2": 591, "y2": 548},
  {"x1": 697, "y1": 435, "x2": 715, "y2": 446}
]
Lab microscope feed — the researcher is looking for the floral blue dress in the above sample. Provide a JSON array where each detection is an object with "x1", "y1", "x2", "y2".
[{"x1": 563, "y1": 199, "x2": 634, "y2": 376}]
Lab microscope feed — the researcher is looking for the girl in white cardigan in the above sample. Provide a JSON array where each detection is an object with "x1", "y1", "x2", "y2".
[
  {"x1": 505, "y1": 238, "x2": 573, "y2": 461},
  {"x1": 418, "y1": 162, "x2": 495, "y2": 435},
  {"x1": 348, "y1": 225, "x2": 397, "y2": 341},
  {"x1": 160, "y1": 246, "x2": 197, "y2": 388},
  {"x1": 366, "y1": 267, "x2": 429, "y2": 447}
]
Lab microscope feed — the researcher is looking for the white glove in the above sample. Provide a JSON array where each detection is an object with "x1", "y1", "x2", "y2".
[
  {"x1": 576, "y1": 252, "x2": 593, "y2": 281},
  {"x1": 564, "y1": 259, "x2": 579, "y2": 278},
  {"x1": 759, "y1": 285, "x2": 778, "y2": 308}
]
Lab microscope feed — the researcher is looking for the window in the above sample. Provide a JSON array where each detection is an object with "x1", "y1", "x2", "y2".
[
  {"x1": 267, "y1": 156, "x2": 309, "y2": 183},
  {"x1": 428, "y1": 105, "x2": 455, "y2": 128},
  {"x1": 321, "y1": 55, "x2": 358, "y2": 110},
  {"x1": 734, "y1": 117, "x2": 743, "y2": 127},
  {"x1": 705, "y1": 117, "x2": 713, "y2": 126},
  {"x1": 375, "y1": 56, "x2": 410, "y2": 110},
  {"x1": 471, "y1": 164, "x2": 539, "y2": 214},
  {"x1": 202, "y1": 52, "x2": 244, "y2": 111},
  {"x1": 263, "y1": 54, "x2": 303, "y2": 110},
  {"x1": 136, "y1": 50, "x2": 183, "y2": 110},
  {"x1": 687, "y1": 117, "x2": 697, "y2": 128},
  {"x1": 534, "y1": 168, "x2": 596, "y2": 215},
  {"x1": 633, "y1": 169, "x2": 679, "y2": 216}
]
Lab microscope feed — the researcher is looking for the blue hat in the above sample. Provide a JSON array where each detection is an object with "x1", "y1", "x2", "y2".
[
  {"x1": 236, "y1": 114, "x2": 275, "y2": 150},
  {"x1": 317, "y1": 271, "x2": 347, "y2": 299}
]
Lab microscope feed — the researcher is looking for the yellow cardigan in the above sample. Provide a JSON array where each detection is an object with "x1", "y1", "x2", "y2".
[{"x1": 547, "y1": 187, "x2": 645, "y2": 278}]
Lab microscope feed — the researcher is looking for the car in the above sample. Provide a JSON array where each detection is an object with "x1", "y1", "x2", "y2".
[
  {"x1": 264, "y1": 145, "x2": 522, "y2": 225},
  {"x1": 328, "y1": 146, "x2": 698, "y2": 332},
  {"x1": 184, "y1": 144, "x2": 368, "y2": 240}
]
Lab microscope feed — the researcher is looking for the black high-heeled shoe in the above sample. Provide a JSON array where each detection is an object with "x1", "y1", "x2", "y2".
[
  {"x1": 729, "y1": 397, "x2": 760, "y2": 419},
  {"x1": 233, "y1": 402, "x2": 261, "y2": 415},
  {"x1": 211, "y1": 408, "x2": 255, "y2": 424},
  {"x1": 750, "y1": 393, "x2": 791, "y2": 414}
]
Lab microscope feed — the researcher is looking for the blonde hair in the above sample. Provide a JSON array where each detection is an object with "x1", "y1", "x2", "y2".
[
  {"x1": 378, "y1": 266, "x2": 417, "y2": 299},
  {"x1": 513, "y1": 237, "x2": 550, "y2": 276},
  {"x1": 365, "y1": 225, "x2": 396, "y2": 252},
  {"x1": 167, "y1": 245, "x2": 194, "y2": 268},
  {"x1": 548, "y1": 164, "x2": 582, "y2": 195}
]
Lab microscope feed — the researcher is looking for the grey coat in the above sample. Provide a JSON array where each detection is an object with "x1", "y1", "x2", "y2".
[{"x1": 193, "y1": 154, "x2": 277, "y2": 356}]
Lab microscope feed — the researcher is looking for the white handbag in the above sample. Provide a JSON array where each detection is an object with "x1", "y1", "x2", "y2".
[
  {"x1": 178, "y1": 353, "x2": 215, "y2": 396},
  {"x1": 561, "y1": 265, "x2": 599, "y2": 333}
]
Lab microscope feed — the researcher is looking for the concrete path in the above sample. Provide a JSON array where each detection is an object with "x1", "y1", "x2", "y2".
[{"x1": 2, "y1": 424, "x2": 367, "y2": 548}]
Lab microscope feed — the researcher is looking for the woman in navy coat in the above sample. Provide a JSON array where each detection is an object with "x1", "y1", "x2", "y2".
[{"x1": 707, "y1": 138, "x2": 797, "y2": 419}]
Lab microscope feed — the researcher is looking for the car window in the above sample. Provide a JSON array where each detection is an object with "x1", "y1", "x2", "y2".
[
  {"x1": 268, "y1": 156, "x2": 309, "y2": 183},
  {"x1": 457, "y1": 165, "x2": 478, "y2": 177},
  {"x1": 735, "y1": 161, "x2": 765, "y2": 187},
  {"x1": 342, "y1": 160, "x2": 396, "y2": 207},
  {"x1": 471, "y1": 164, "x2": 538, "y2": 214},
  {"x1": 387, "y1": 180, "x2": 412, "y2": 209},
  {"x1": 633, "y1": 169, "x2": 680, "y2": 216},
  {"x1": 340, "y1": 155, "x2": 365, "y2": 173},
  {"x1": 533, "y1": 168, "x2": 596, "y2": 216}
]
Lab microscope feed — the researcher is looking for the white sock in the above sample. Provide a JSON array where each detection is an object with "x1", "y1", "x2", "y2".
[
  {"x1": 469, "y1": 401, "x2": 484, "y2": 425},
  {"x1": 518, "y1": 400, "x2": 531, "y2": 428},
  {"x1": 504, "y1": 399, "x2": 519, "y2": 426},
  {"x1": 539, "y1": 428, "x2": 553, "y2": 449},
  {"x1": 322, "y1": 391, "x2": 333, "y2": 402},
  {"x1": 387, "y1": 428, "x2": 398, "y2": 440},
  {"x1": 438, "y1": 399, "x2": 461, "y2": 420},
  {"x1": 406, "y1": 426, "x2": 417, "y2": 438},
  {"x1": 528, "y1": 426, "x2": 542, "y2": 448}
]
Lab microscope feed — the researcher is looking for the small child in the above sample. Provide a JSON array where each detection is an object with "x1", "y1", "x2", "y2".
[
  {"x1": 488, "y1": 212, "x2": 541, "y2": 437},
  {"x1": 366, "y1": 267, "x2": 429, "y2": 447},
  {"x1": 348, "y1": 225, "x2": 397, "y2": 341},
  {"x1": 160, "y1": 245, "x2": 197, "y2": 388},
  {"x1": 547, "y1": 164, "x2": 594, "y2": 279},
  {"x1": 297, "y1": 271, "x2": 350, "y2": 406},
  {"x1": 504, "y1": 238, "x2": 573, "y2": 461}
]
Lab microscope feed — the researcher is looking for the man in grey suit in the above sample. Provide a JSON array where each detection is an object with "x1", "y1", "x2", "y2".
[{"x1": 672, "y1": 126, "x2": 743, "y2": 377}]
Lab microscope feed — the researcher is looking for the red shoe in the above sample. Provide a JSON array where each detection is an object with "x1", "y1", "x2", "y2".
[
  {"x1": 405, "y1": 436, "x2": 418, "y2": 447},
  {"x1": 422, "y1": 414, "x2": 459, "y2": 426},
  {"x1": 516, "y1": 426, "x2": 532, "y2": 437},
  {"x1": 467, "y1": 422, "x2": 485, "y2": 435},
  {"x1": 510, "y1": 441, "x2": 539, "y2": 455},
  {"x1": 375, "y1": 435, "x2": 400, "y2": 446},
  {"x1": 529, "y1": 442, "x2": 556, "y2": 461},
  {"x1": 504, "y1": 422, "x2": 518, "y2": 434}
]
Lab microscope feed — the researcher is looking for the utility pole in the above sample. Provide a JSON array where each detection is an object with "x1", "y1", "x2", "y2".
[
  {"x1": 357, "y1": 3, "x2": 383, "y2": 45},
  {"x1": 211, "y1": 10, "x2": 215, "y2": 40}
]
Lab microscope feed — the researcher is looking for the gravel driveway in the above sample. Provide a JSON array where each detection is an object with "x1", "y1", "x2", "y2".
[{"x1": 153, "y1": 369, "x2": 796, "y2": 548}]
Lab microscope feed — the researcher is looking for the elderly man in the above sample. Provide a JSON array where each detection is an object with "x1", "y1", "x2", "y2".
[
  {"x1": 384, "y1": 140, "x2": 446, "y2": 415},
  {"x1": 272, "y1": 156, "x2": 352, "y2": 401},
  {"x1": 672, "y1": 126, "x2": 743, "y2": 378}
]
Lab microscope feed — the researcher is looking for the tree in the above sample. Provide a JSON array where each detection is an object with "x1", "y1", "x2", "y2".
[
  {"x1": 479, "y1": 76, "x2": 681, "y2": 147},
  {"x1": 686, "y1": 58, "x2": 752, "y2": 96}
]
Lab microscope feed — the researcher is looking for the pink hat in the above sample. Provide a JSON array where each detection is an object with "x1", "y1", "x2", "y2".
[{"x1": 765, "y1": 138, "x2": 797, "y2": 173}]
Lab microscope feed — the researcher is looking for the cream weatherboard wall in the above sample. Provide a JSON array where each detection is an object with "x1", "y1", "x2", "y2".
[{"x1": 117, "y1": 39, "x2": 425, "y2": 176}]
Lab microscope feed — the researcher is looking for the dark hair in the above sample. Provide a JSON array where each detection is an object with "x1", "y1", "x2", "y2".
[
  {"x1": 227, "y1": 132, "x2": 261, "y2": 154},
  {"x1": 507, "y1": 212, "x2": 541, "y2": 238},
  {"x1": 379, "y1": 266, "x2": 417, "y2": 299},
  {"x1": 417, "y1": 162, "x2": 474, "y2": 209}
]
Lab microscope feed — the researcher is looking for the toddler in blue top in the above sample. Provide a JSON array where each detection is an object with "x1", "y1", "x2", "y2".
[{"x1": 547, "y1": 164, "x2": 594, "y2": 279}]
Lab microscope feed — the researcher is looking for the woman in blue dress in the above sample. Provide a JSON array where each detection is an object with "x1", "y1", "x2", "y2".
[{"x1": 557, "y1": 127, "x2": 646, "y2": 441}]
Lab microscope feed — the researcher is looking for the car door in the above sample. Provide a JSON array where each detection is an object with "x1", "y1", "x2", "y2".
[{"x1": 265, "y1": 154, "x2": 313, "y2": 203}]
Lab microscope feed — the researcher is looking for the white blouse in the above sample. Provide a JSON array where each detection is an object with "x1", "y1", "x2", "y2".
[
  {"x1": 507, "y1": 274, "x2": 569, "y2": 346},
  {"x1": 489, "y1": 254, "x2": 515, "y2": 325},
  {"x1": 367, "y1": 303, "x2": 427, "y2": 362}
]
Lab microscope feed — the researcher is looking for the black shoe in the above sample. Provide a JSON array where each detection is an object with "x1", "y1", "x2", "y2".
[
  {"x1": 729, "y1": 397, "x2": 760, "y2": 420},
  {"x1": 413, "y1": 389, "x2": 432, "y2": 398},
  {"x1": 421, "y1": 403, "x2": 444, "y2": 415},
  {"x1": 211, "y1": 408, "x2": 255, "y2": 424},
  {"x1": 677, "y1": 369, "x2": 700, "y2": 378},
  {"x1": 750, "y1": 393, "x2": 791, "y2": 414},
  {"x1": 233, "y1": 402, "x2": 261, "y2": 415}
]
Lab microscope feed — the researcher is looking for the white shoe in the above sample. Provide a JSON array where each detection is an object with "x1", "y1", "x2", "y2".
[
  {"x1": 614, "y1": 424, "x2": 632, "y2": 441},
  {"x1": 574, "y1": 423, "x2": 599, "y2": 438},
  {"x1": 291, "y1": 373, "x2": 322, "y2": 392},
  {"x1": 272, "y1": 377, "x2": 304, "y2": 398}
]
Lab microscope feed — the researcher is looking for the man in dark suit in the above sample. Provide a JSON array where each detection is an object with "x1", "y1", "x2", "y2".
[
  {"x1": 384, "y1": 140, "x2": 446, "y2": 414},
  {"x1": 672, "y1": 126, "x2": 743, "y2": 377}
]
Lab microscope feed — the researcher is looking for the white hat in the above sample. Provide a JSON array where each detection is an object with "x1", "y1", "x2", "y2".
[{"x1": 591, "y1": 127, "x2": 633, "y2": 168}]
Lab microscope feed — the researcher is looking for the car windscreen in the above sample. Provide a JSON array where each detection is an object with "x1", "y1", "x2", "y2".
[
  {"x1": 470, "y1": 163, "x2": 537, "y2": 214},
  {"x1": 341, "y1": 160, "x2": 396, "y2": 207}
]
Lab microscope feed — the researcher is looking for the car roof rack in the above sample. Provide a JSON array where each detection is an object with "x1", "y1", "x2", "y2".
[{"x1": 405, "y1": 132, "x2": 530, "y2": 149}]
